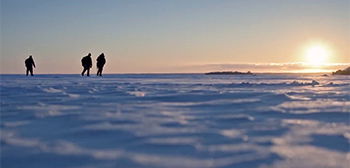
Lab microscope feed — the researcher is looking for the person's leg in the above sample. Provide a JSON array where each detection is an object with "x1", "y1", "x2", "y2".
[
  {"x1": 30, "y1": 68, "x2": 33, "y2": 76},
  {"x1": 100, "y1": 67, "x2": 103, "y2": 76},
  {"x1": 87, "y1": 68, "x2": 90, "y2": 76},
  {"x1": 97, "y1": 68, "x2": 100, "y2": 76},
  {"x1": 82, "y1": 68, "x2": 86, "y2": 76},
  {"x1": 26, "y1": 68, "x2": 29, "y2": 76}
]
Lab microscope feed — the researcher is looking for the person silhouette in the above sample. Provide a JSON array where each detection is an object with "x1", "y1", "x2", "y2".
[
  {"x1": 96, "y1": 53, "x2": 106, "y2": 76},
  {"x1": 81, "y1": 53, "x2": 92, "y2": 76},
  {"x1": 25, "y1": 55, "x2": 36, "y2": 76}
]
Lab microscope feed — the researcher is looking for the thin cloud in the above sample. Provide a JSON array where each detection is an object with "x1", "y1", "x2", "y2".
[{"x1": 178, "y1": 63, "x2": 350, "y2": 73}]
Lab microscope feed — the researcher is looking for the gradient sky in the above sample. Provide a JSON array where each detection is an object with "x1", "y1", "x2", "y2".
[{"x1": 1, "y1": 0, "x2": 349, "y2": 73}]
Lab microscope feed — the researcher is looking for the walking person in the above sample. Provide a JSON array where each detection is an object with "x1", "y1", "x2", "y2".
[
  {"x1": 96, "y1": 53, "x2": 106, "y2": 76},
  {"x1": 81, "y1": 53, "x2": 92, "y2": 76},
  {"x1": 25, "y1": 55, "x2": 36, "y2": 76}
]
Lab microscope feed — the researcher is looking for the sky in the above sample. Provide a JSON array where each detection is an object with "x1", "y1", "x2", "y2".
[{"x1": 1, "y1": 0, "x2": 349, "y2": 74}]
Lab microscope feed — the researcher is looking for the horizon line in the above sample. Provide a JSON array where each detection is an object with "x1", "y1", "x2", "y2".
[
  {"x1": 1, "y1": 62, "x2": 349, "y2": 74},
  {"x1": 0, "y1": 71, "x2": 338, "y2": 75}
]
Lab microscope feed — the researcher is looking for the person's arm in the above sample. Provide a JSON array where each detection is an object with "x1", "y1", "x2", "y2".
[{"x1": 32, "y1": 60, "x2": 36, "y2": 68}]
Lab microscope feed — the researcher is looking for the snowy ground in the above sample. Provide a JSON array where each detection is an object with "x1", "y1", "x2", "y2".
[{"x1": 1, "y1": 74, "x2": 349, "y2": 168}]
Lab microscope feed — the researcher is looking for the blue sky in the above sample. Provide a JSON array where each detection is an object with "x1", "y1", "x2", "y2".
[{"x1": 1, "y1": 0, "x2": 349, "y2": 73}]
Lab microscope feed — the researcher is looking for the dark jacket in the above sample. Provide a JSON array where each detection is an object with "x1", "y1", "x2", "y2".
[
  {"x1": 96, "y1": 55, "x2": 106, "y2": 68},
  {"x1": 25, "y1": 57, "x2": 35, "y2": 68},
  {"x1": 81, "y1": 56, "x2": 92, "y2": 68}
]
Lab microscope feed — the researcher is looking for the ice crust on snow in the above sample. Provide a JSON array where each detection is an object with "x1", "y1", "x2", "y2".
[{"x1": 1, "y1": 74, "x2": 349, "y2": 168}]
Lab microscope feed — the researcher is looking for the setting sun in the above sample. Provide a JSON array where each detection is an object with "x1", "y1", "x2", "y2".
[{"x1": 304, "y1": 44, "x2": 331, "y2": 66}]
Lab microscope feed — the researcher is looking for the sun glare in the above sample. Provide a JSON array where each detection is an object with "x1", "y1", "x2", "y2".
[{"x1": 304, "y1": 44, "x2": 331, "y2": 66}]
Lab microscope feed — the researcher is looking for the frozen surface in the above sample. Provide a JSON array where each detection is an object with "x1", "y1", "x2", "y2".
[{"x1": 1, "y1": 74, "x2": 350, "y2": 168}]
